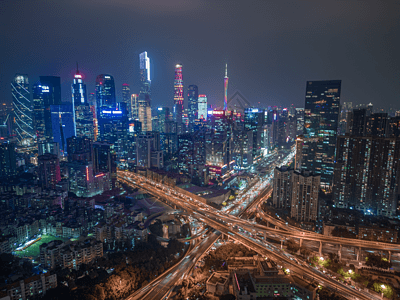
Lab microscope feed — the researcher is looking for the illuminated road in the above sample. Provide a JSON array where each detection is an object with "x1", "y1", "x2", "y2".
[{"x1": 119, "y1": 171, "x2": 379, "y2": 300}]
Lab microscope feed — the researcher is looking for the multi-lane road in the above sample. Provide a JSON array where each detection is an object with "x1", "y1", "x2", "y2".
[{"x1": 119, "y1": 170, "x2": 381, "y2": 300}]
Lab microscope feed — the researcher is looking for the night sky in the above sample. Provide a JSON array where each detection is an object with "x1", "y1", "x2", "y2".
[{"x1": 1, "y1": 0, "x2": 399, "y2": 110}]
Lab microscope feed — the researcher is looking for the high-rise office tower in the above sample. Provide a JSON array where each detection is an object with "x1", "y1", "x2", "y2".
[
  {"x1": 138, "y1": 52, "x2": 152, "y2": 131},
  {"x1": 50, "y1": 104, "x2": 75, "y2": 155},
  {"x1": 130, "y1": 94, "x2": 139, "y2": 120},
  {"x1": 187, "y1": 85, "x2": 198, "y2": 131},
  {"x1": 157, "y1": 107, "x2": 170, "y2": 133},
  {"x1": 33, "y1": 76, "x2": 62, "y2": 143},
  {"x1": 173, "y1": 64, "x2": 184, "y2": 134},
  {"x1": 72, "y1": 67, "x2": 94, "y2": 140},
  {"x1": 198, "y1": 95, "x2": 208, "y2": 121},
  {"x1": 122, "y1": 83, "x2": 130, "y2": 103},
  {"x1": 244, "y1": 108, "x2": 265, "y2": 162},
  {"x1": 97, "y1": 102, "x2": 129, "y2": 159},
  {"x1": 95, "y1": 74, "x2": 116, "y2": 113},
  {"x1": 0, "y1": 140, "x2": 17, "y2": 178},
  {"x1": 290, "y1": 170, "x2": 320, "y2": 222},
  {"x1": 38, "y1": 153, "x2": 61, "y2": 189},
  {"x1": 136, "y1": 132, "x2": 163, "y2": 169},
  {"x1": 333, "y1": 135, "x2": 400, "y2": 217},
  {"x1": 205, "y1": 110, "x2": 235, "y2": 179},
  {"x1": 93, "y1": 142, "x2": 116, "y2": 188},
  {"x1": 11, "y1": 74, "x2": 34, "y2": 145},
  {"x1": 224, "y1": 64, "x2": 229, "y2": 111},
  {"x1": 302, "y1": 80, "x2": 341, "y2": 189}
]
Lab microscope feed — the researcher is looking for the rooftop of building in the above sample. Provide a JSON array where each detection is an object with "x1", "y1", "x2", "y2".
[{"x1": 207, "y1": 272, "x2": 229, "y2": 285}]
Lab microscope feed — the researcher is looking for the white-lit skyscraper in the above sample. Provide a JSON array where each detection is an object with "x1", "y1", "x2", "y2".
[
  {"x1": 72, "y1": 66, "x2": 94, "y2": 140},
  {"x1": 198, "y1": 94, "x2": 207, "y2": 120},
  {"x1": 139, "y1": 51, "x2": 152, "y2": 131}
]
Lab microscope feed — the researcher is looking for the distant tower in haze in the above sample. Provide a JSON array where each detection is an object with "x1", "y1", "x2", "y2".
[
  {"x1": 174, "y1": 64, "x2": 184, "y2": 134},
  {"x1": 138, "y1": 52, "x2": 152, "y2": 131},
  {"x1": 72, "y1": 65, "x2": 94, "y2": 140},
  {"x1": 187, "y1": 85, "x2": 198, "y2": 131},
  {"x1": 224, "y1": 64, "x2": 229, "y2": 111},
  {"x1": 11, "y1": 74, "x2": 34, "y2": 145}
]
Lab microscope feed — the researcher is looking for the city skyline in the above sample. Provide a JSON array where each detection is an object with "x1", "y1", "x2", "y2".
[{"x1": 1, "y1": 1, "x2": 399, "y2": 110}]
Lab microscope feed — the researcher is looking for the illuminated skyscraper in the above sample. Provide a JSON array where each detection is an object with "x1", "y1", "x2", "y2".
[
  {"x1": 95, "y1": 74, "x2": 116, "y2": 112},
  {"x1": 122, "y1": 83, "x2": 131, "y2": 116},
  {"x1": 198, "y1": 95, "x2": 208, "y2": 120},
  {"x1": 187, "y1": 85, "x2": 198, "y2": 131},
  {"x1": 139, "y1": 52, "x2": 152, "y2": 131},
  {"x1": 173, "y1": 64, "x2": 184, "y2": 134},
  {"x1": 33, "y1": 76, "x2": 62, "y2": 143},
  {"x1": 302, "y1": 80, "x2": 341, "y2": 189},
  {"x1": 11, "y1": 74, "x2": 34, "y2": 145},
  {"x1": 72, "y1": 66, "x2": 94, "y2": 140},
  {"x1": 224, "y1": 64, "x2": 228, "y2": 111}
]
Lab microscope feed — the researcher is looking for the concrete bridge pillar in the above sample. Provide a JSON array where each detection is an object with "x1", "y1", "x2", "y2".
[
  {"x1": 389, "y1": 251, "x2": 392, "y2": 263},
  {"x1": 319, "y1": 241, "x2": 322, "y2": 256},
  {"x1": 281, "y1": 240, "x2": 283, "y2": 250},
  {"x1": 338, "y1": 244, "x2": 342, "y2": 261},
  {"x1": 264, "y1": 232, "x2": 267, "y2": 240},
  {"x1": 356, "y1": 247, "x2": 361, "y2": 261},
  {"x1": 299, "y1": 238, "x2": 303, "y2": 248}
]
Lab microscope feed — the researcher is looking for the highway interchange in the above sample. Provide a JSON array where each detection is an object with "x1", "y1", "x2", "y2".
[{"x1": 118, "y1": 150, "x2": 387, "y2": 300}]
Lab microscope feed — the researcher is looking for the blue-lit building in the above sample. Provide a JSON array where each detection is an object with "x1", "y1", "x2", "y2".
[
  {"x1": 11, "y1": 74, "x2": 34, "y2": 145},
  {"x1": 95, "y1": 74, "x2": 116, "y2": 114},
  {"x1": 97, "y1": 102, "x2": 129, "y2": 160},
  {"x1": 50, "y1": 104, "x2": 75, "y2": 155},
  {"x1": 33, "y1": 76, "x2": 62, "y2": 143}
]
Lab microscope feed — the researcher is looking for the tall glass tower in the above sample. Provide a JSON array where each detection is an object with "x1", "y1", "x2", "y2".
[
  {"x1": 198, "y1": 95, "x2": 208, "y2": 120},
  {"x1": 302, "y1": 80, "x2": 341, "y2": 189},
  {"x1": 122, "y1": 83, "x2": 131, "y2": 117},
  {"x1": 11, "y1": 74, "x2": 34, "y2": 145},
  {"x1": 95, "y1": 74, "x2": 116, "y2": 112},
  {"x1": 33, "y1": 76, "x2": 62, "y2": 143},
  {"x1": 72, "y1": 66, "x2": 94, "y2": 140},
  {"x1": 139, "y1": 51, "x2": 152, "y2": 131},
  {"x1": 187, "y1": 85, "x2": 198, "y2": 131},
  {"x1": 174, "y1": 64, "x2": 184, "y2": 134}
]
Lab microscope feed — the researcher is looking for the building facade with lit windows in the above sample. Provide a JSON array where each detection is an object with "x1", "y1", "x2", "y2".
[
  {"x1": 205, "y1": 110, "x2": 235, "y2": 180},
  {"x1": 173, "y1": 64, "x2": 184, "y2": 134},
  {"x1": 95, "y1": 74, "x2": 116, "y2": 114},
  {"x1": 198, "y1": 94, "x2": 208, "y2": 120},
  {"x1": 11, "y1": 74, "x2": 35, "y2": 146},
  {"x1": 72, "y1": 68, "x2": 94, "y2": 140},
  {"x1": 187, "y1": 85, "x2": 198, "y2": 131},
  {"x1": 33, "y1": 76, "x2": 62, "y2": 143},
  {"x1": 302, "y1": 80, "x2": 341, "y2": 189},
  {"x1": 290, "y1": 170, "x2": 320, "y2": 222},
  {"x1": 332, "y1": 135, "x2": 400, "y2": 217},
  {"x1": 138, "y1": 52, "x2": 152, "y2": 131}
]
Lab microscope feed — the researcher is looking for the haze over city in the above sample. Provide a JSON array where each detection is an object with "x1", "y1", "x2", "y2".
[{"x1": 1, "y1": 0, "x2": 399, "y2": 109}]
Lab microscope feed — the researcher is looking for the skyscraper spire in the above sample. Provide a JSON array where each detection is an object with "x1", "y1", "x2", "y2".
[
  {"x1": 224, "y1": 64, "x2": 229, "y2": 111},
  {"x1": 76, "y1": 62, "x2": 79, "y2": 74}
]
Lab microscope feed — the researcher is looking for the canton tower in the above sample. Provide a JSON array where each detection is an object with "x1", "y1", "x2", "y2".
[
  {"x1": 224, "y1": 64, "x2": 229, "y2": 111},
  {"x1": 174, "y1": 64, "x2": 184, "y2": 134}
]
